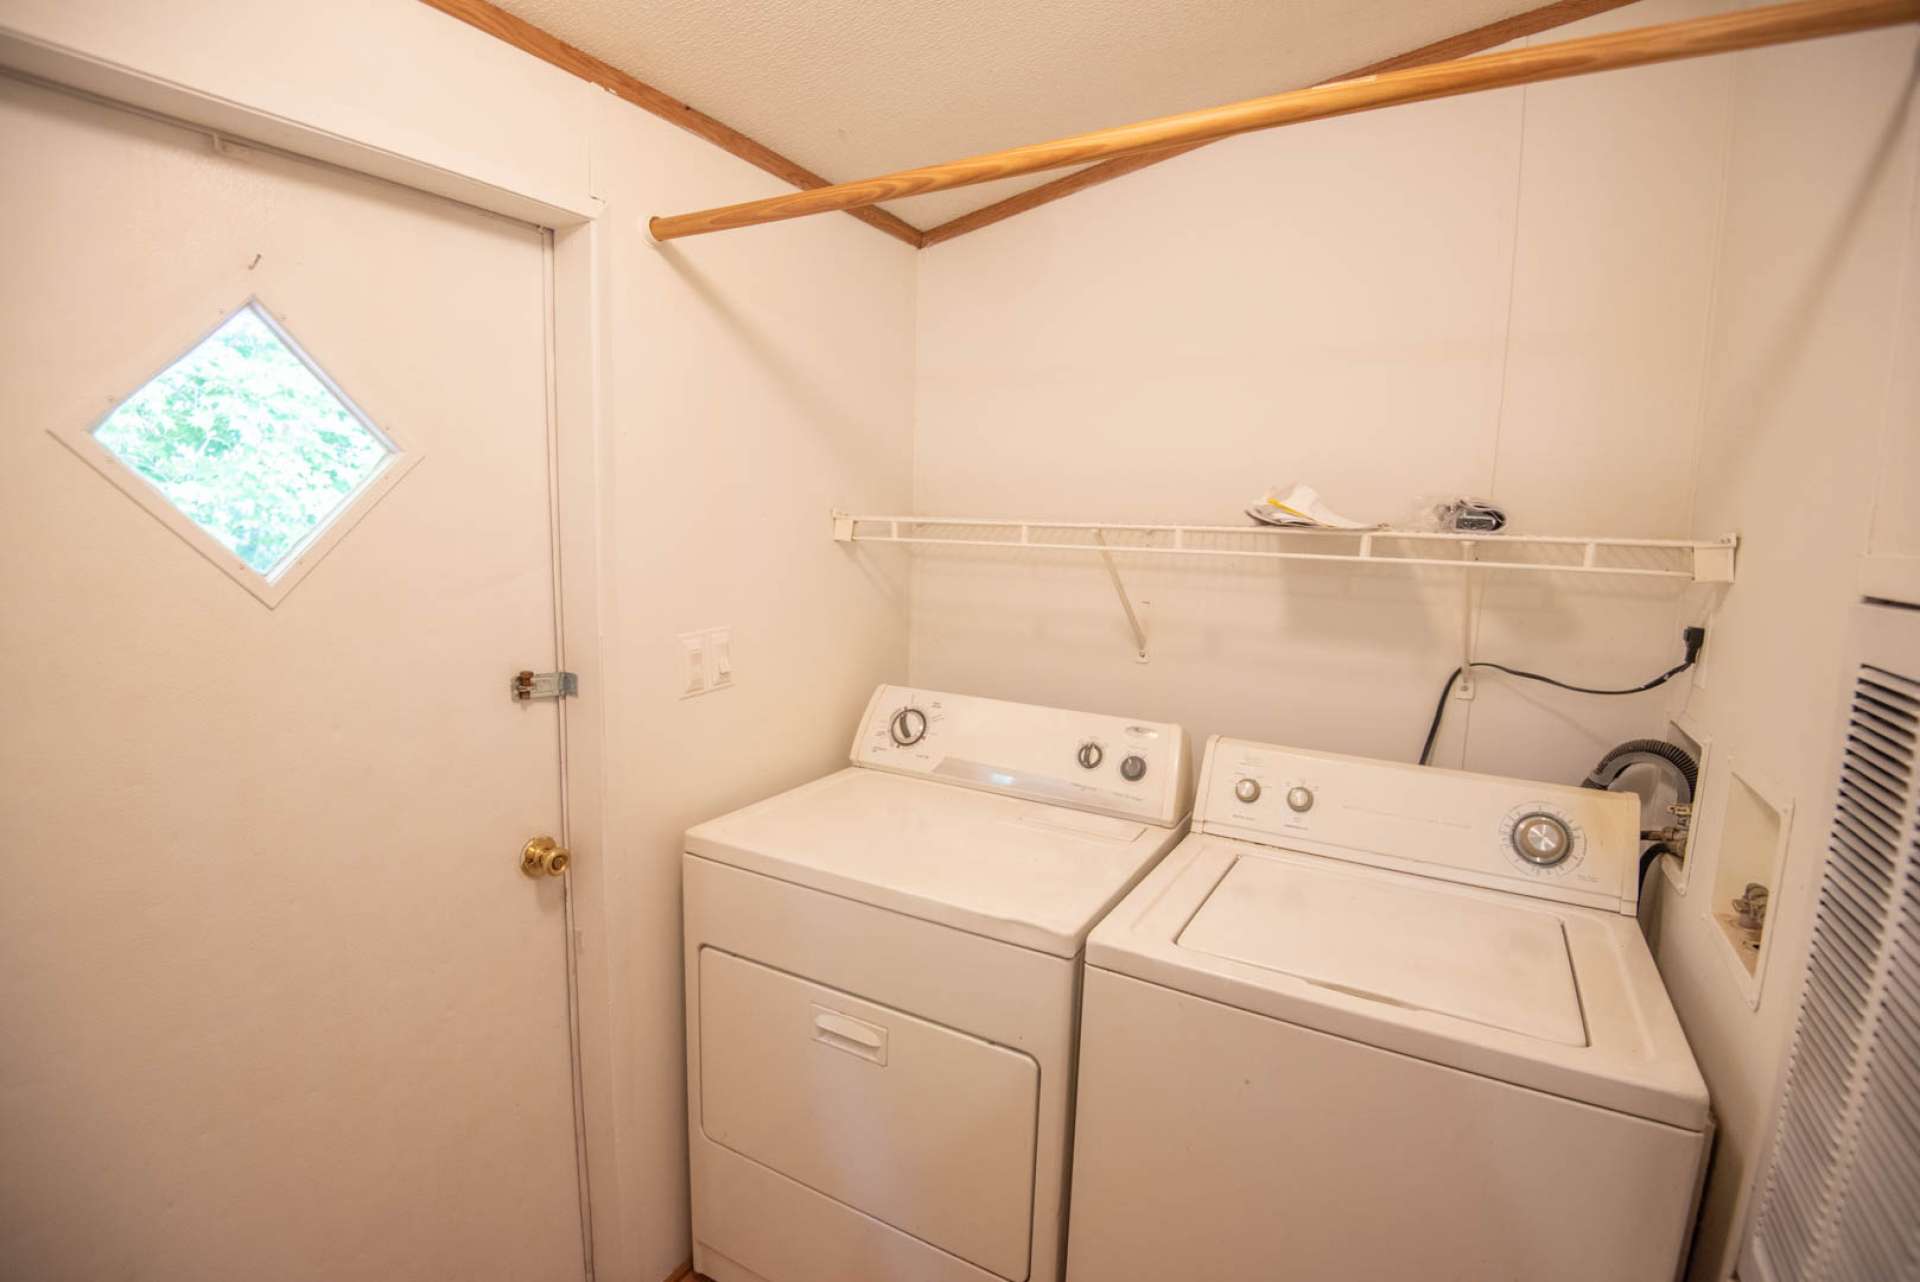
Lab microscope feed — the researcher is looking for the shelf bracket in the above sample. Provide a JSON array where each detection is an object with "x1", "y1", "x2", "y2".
[
  {"x1": 1694, "y1": 536, "x2": 1738, "y2": 583},
  {"x1": 1094, "y1": 530, "x2": 1150, "y2": 663},
  {"x1": 1456, "y1": 542, "x2": 1479, "y2": 701}
]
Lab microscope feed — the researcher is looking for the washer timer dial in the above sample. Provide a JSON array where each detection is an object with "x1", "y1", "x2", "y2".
[
  {"x1": 1497, "y1": 803, "x2": 1586, "y2": 878},
  {"x1": 1510, "y1": 811, "x2": 1573, "y2": 866}
]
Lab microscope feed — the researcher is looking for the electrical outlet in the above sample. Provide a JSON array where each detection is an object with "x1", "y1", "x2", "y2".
[{"x1": 1690, "y1": 618, "x2": 1712, "y2": 692}]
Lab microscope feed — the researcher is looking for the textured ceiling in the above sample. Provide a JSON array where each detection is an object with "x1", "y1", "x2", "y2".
[{"x1": 492, "y1": 0, "x2": 1549, "y2": 228}]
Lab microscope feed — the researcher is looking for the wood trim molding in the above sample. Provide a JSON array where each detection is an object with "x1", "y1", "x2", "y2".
[
  {"x1": 418, "y1": 0, "x2": 1631, "y2": 250},
  {"x1": 649, "y1": 0, "x2": 1910, "y2": 241},
  {"x1": 415, "y1": 0, "x2": 925, "y2": 247},
  {"x1": 918, "y1": 0, "x2": 1642, "y2": 246}
]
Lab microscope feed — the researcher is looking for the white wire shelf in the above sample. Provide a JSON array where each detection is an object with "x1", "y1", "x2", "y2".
[{"x1": 833, "y1": 513, "x2": 1738, "y2": 583}]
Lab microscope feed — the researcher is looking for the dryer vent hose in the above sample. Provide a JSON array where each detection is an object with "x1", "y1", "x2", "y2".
[{"x1": 1582, "y1": 738, "x2": 1699, "y2": 804}]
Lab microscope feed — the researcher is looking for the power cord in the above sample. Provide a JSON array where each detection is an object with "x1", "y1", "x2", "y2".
[{"x1": 1418, "y1": 627, "x2": 1706, "y2": 766}]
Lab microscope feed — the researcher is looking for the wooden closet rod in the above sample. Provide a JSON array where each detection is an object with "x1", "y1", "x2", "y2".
[{"x1": 650, "y1": 0, "x2": 1917, "y2": 242}]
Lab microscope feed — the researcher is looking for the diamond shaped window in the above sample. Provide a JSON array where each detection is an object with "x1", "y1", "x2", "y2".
[{"x1": 90, "y1": 303, "x2": 397, "y2": 582}]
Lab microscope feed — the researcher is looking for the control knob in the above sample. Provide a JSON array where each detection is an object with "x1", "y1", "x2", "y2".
[
  {"x1": 1119, "y1": 754, "x2": 1148, "y2": 782},
  {"x1": 1233, "y1": 778, "x2": 1261, "y2": 804},
  {"x1": 1286, "y1": 786, "x2": 1315, "y2": 813},
  {"x1": 889, "y1": 707, "x2": 928, "y2": 747},
  {"x1": 1076, "y1": 742, "x2": 1104, "y2": 770},
  {"x1": 1512, "y1": 812, "x2": 1573, "y2": 866}
]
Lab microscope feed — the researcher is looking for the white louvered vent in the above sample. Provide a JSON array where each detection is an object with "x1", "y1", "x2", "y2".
[{"x1": 1746, "y1": 636, "x2": 1920, "y2": 1282}]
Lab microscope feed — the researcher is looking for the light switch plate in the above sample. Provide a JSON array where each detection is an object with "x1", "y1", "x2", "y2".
[
  {"x1": 679, "y1": 626, "x2": 733, "y2": 697},
  {"x1": 679, "y1": 631, "x2": 707, "y2": 698}
]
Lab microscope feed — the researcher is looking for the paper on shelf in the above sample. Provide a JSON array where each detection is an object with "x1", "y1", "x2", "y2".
[{"x1": 1247, "y1": 484, "x2": 1381, "y2": 531}]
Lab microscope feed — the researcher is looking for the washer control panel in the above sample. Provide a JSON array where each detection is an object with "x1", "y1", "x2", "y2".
[
  {"x1": 1194, "y1": 736, "x2": 1640, "y2": 913},
  {"x1": 853, "y1": 685, "x2": 1193, "y2": 826}
]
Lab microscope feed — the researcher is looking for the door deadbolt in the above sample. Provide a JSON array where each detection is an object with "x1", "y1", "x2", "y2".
[{"x1": 521, "y1": 836, "x2": 570, "y2": 879}]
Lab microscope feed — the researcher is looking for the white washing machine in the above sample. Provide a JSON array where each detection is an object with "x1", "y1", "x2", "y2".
[
  {"x1": 1066, "y1": 736, "x2": 1713, "y2": 1282},
  {"x1": 683, "y1": 685, "x2": 1192, "y2": 1282}
]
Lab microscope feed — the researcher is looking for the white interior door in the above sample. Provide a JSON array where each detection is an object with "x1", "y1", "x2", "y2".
[{"x1": 0, "y1": 78, "x2": 585, "y2": 1280}]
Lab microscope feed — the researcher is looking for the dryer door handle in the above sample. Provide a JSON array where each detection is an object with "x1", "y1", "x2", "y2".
[{"x1": 813, "y1": 1006, "x2": 889, "y2": 1065}]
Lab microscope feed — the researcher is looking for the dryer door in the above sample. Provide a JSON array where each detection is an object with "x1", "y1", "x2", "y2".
[{"x1": 698, "y1": 947, "x2": 1040, "y2": 1281}]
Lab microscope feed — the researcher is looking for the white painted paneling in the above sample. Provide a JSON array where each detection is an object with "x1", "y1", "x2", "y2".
[
  {"x1": 914, "y1": 86, "x2": 1522, "y2": 521},
  {"x1": 1493, "y1": 3, "x2": 1734, "y2": 541},
  {"x1": 908, "y1": 1, "x2": 1732, "y2": 789},
  {"x1": 1460, "y1": 0, "x2": 1737, "y2": 788},
  {"x1": 0, "y1": 0, "x2": 600, "y2": 223},
  {"x1": 1864, "y1": 158, "x2": 1920, "y2": 603},
  {"x1": 911, "y1": 83, "x2": 1524, "y2": 768},
  {"x1": 1647, "y1": 22, "x2": 1920, "y2": 1281}
]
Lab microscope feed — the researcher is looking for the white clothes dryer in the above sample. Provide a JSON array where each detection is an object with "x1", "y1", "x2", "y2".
[{"x1": 683, "y1": 686, "x2": 1192, "y2": 1282}]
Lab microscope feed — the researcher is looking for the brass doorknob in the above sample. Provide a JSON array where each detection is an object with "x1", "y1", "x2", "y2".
[{"x1": 521, "y1": 836, "x2": 570, "y2": 879}]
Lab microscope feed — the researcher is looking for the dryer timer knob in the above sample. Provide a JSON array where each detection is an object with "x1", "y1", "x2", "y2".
[
  {"x1": 1119, "y1": 754, "x2": 1148, "y2": 782},
  {"x1": 889, "y1": 707, "x2": 928, "y2": 746}
]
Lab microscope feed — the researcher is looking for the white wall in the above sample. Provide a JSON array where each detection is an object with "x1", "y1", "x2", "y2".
[
  {"x1": 1649, "y1": 23, "x2": 1918, "y2": 1280},
  {"x1": 581, "y1": 92, "x2": 917, "y2": 1279},
  {"x1": 0, "y1": 0, "x2": 600, "y2": 224},
  {"x1": 907, "y1": 5, "x2": 1920, "y2": 1278},
  {"x1": 908, "y1": 0, "x2": 1731, "y2": 787}
]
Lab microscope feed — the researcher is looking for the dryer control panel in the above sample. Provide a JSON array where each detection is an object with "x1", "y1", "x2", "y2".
[
  {"x1": 853, "y1": 685, "x2": 1193, "y2": 827},
  {"x1": 1195, "y1": 736, "x2": 1641, "y2": 914}
]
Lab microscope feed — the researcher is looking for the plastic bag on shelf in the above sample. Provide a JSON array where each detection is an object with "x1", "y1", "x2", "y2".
[{"x1": 1403, "y1": 496, "x2": 1508, "y2": 533}]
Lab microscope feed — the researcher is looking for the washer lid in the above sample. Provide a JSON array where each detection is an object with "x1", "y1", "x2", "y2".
[
  {"x1": 1177, "y1": 854, "x2": 1587, "y2": 1046},
  {"x1": 1088, "y1": 835, "x2": 1711, "y2": 1129},
  {"x1": 686, "y1": 768, "x2": 1184, "y2": 957}
]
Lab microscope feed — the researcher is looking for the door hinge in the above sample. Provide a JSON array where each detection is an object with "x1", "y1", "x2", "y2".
[{"x1": 511, "y1": 670, "x2": 578, "y2": 702}]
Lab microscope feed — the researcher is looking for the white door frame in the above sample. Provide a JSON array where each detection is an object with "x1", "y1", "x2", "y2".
[
  {"x1": 548, "y1": 217, "x2": 627, "y2": 1282},
  {"x1": 0, "y1": 43, "x2": 627, "y2": 1282}
]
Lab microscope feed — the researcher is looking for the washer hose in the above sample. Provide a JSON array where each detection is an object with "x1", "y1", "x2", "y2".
[
  {"x1": 1582, "y1": 739, "x2": 1700, "y2": 894},
  {"x1": 1582, "y1": 739, "x2": 1697, "y2": 803},
  {"x1": 1637, "y1": 841, "x2": 1680, "y2": 895}
]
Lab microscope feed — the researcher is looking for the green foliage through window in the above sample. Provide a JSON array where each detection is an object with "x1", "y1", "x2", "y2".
[{"x1": 93, "y1": 305, "x2": 393, "y2": 577}]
